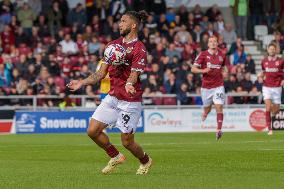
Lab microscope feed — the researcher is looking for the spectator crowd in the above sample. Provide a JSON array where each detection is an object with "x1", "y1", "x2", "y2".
[{"x1": 0, "y1": 0, "x2": 284, "y2": 107}]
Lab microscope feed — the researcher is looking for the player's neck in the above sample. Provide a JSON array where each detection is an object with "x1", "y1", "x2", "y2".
[
  {"x1": 208, "y1": 48, "x2": 217, "y2": 55},
  {"x1": 123, "y1": 32, "x2": 138, "y2": 43},
  {"x1": 268, "y1": 55, "x2": 276, "y2": 60}
]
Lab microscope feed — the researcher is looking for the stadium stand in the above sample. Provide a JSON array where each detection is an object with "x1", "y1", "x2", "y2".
[{"x1": 0, "y1": 0, "x2": 283, "y2": 107}]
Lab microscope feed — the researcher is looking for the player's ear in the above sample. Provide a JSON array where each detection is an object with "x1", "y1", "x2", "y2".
[{"x1": 132, "y1": 23, "x2": 137, "y2": 30}]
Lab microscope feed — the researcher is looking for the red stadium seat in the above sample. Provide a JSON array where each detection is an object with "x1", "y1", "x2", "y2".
[
  {"x1": 163, "y1": 97, "x2": 177, "y2": 105},
  {"x1": 152, "y1": 97, "x2": 163, "y2": 105}
]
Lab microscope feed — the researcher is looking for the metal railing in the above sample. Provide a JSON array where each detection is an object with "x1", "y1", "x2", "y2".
[{"x1": 0, "y1": 93, "x2": 263, "y2": 110}]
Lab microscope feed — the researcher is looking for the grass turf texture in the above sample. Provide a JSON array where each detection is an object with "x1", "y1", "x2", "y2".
[{"x1": 0, "y1": 132, "x2": 284, "y2": 189}]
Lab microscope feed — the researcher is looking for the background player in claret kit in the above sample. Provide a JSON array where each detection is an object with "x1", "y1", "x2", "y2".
[
  {"x1": 260, "y1": 43, "x2": 284, "y2": 135},
  {"x1": 67, "y1": 10, "x2": 152, "y2": 175},
  {"x1": 191, "y1": 35, "x2": 226, "y2": 140}
]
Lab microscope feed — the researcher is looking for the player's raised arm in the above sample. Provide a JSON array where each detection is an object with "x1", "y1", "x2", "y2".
[{"x1": 67, "y1": 62, "x2": 109, "y2": 91}]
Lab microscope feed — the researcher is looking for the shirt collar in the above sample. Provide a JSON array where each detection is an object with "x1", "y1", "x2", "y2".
[
  {"x1": 123, "y1": 37, "x2": 138, "y2": 44},
  {"x1": 207, "y1": 49, "x2": 218, "y2": 55},
  {"x1": 268, "y1": 56, "x2": 277, "y2": 61}
]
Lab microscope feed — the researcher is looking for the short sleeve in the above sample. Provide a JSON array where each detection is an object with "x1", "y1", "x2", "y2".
[
  {"x1": 261, "y1": 60, "x2": 265, "y2": 71},
  {"x1": 222, "y1": 54, "x2": 226, "y2": 67},
  {"x1": 131, "y1": 43, "x2": 147, "y2": 73},
  {"x1": 282, "y1": 59, "x2": 284, "y2": 72}
]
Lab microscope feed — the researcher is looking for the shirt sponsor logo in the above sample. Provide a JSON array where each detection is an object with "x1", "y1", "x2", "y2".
[
  {"x1": 265, "y1": 68, "x2": 279, "y2": 72},
  {"x1": 207, "y1": 62, "x2": 221, "y2": 69}
]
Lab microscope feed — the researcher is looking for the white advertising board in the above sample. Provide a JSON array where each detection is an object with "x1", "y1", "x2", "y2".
[{"x1": 144, "y1": 108, "x2": 267, "y2": 133}]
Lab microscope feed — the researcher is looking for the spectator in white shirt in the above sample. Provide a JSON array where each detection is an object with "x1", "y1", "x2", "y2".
[
  {"x1": 220, "y1": 23, "x2": 237, "y2": 45},
  {"x1": 59, "y1": 34, "x2": 78, "y2": 55}
]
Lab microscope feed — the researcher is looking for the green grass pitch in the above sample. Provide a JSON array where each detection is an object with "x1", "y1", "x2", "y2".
[{"x1": 0, "y1": 132, "x2": 284, "y2": 189}]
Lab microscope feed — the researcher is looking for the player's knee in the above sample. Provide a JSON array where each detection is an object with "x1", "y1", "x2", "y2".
[{"x1": 87, "y1": 120, "x2": 102, "y2": 138}]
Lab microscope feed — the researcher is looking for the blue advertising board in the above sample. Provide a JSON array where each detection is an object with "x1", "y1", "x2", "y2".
[{"x1": 15, "y1": 111, "x2": 144, "y2": 134}]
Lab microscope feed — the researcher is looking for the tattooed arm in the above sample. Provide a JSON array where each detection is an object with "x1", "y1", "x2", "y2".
[{"x1": 67, "y1": 63, "x2": 109, "y2": 91}]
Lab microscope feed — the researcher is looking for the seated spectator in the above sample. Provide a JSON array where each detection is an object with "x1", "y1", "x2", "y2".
[
  {"x1": 192, "y1": 24, "x2": 202, "y2": 43},
  {"x1": 225, "y1": 74, "x2": 238, "y2": 92},
  {"x1": 244, "y1": 54, "x2": 256, "y2": 74},
  {"x1": 220, "y1": 23, "x2": 237, "y2": 46},
  {"x1": 147, "y1": 74, "x2": 160, "y2": 93},
  {"x1": 177, "y1": 83, "x2": 190, "y2": 105},
  {"x1": 0, "y1": 60, "x2": 12, "y2": 87},
  {"x1": 233, "y1": 86, "x2": 247, "y2": 104},
  {"x1": 15, "y1": 27, "x2": 30, "y2": 47},
  {"x1": 227, "y1": 37, "x2": 242, "y2": 55},
  {"x1": 213, "y1": 14, "x2": 225, "y2": 34},
  {"x1": 185, "y1": 72, "x2": 196, "y2": 93},
  {"x1": 164, "y1": 72, "x2": 179, "y2": 94},
  {"x1": 145, "y1": 14, "x2": 157, "y2": 33},
  {"x1": 248, "y1": 85, "x2": 261, "y2": 104},
  {"x1": 175, "y1": 24, "x2": 191, "y2": 44},
  {"x1": 176, "y1": 63, "x2": 190, "y2": 82},
  {"x1": 59, "y1": 34, "x2": 78, "y2": 55},
  {"x1": 199, "y1": 15, "x2": 209, "y2": 32},
  {"x1": 165, "y1": 43, "x2": 181, "y2": 62},
  {"x1": 0, "y1": 0, "x2": 14, "y2": 25},
  {"x1": 151, "y1": 43, "x2": 165, "y2": 62},
  {"x1": 241, "y1": 72, "x2": 253, "y2": 92},
  {"x1": 233, "y1": 45, "x2": 247, "y2": 65},
  {"x1": 157, "y1": 14, "x2": 169, "y2": 35},
  {"x1": 201, "y1": 22, "x2": 218, "y2": 37},
  {"x1": 1, "y1": 25, "x2": 15, "y2": 53},
  {"x1": 254, "y1": 74, "x2": 263, "y2": 92},
  {"x1": 218, "y1": 35, "x2": 227, "y2": 55},
  {"x1": 166, "y1": 7, "x2": 176, "y2": 25}
]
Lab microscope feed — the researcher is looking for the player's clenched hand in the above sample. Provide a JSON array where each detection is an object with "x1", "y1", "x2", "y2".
[
  {"x1": 66, "y1": 80, "x2": 83, "y2": 91},
  {"x1": 202, "y1": 67, "x2": 210, "y2": 73},
  {"x1": 125, "y1": 84, "x2": 136, "y2": 95}
]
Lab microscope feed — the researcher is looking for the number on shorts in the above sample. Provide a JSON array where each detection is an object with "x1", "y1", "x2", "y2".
[
  {"x1": 122, "y1": 114, "x2": 130, "y2": 125},
  {"x1": 216, "y1": 93, "x2": 224, "y2": 100}
]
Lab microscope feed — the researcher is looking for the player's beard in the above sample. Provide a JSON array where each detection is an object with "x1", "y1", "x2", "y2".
[
  {"x1": 120, "y1": 28, "x2": 131, "y2": 37},
  {"x1": 269, "y1": 53, "x2": 276, "y2": 57}
]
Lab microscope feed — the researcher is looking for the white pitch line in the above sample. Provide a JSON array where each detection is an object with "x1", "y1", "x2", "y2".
[{"x1": 257, "y1": 149, "x2": 284, "y2": 151}]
